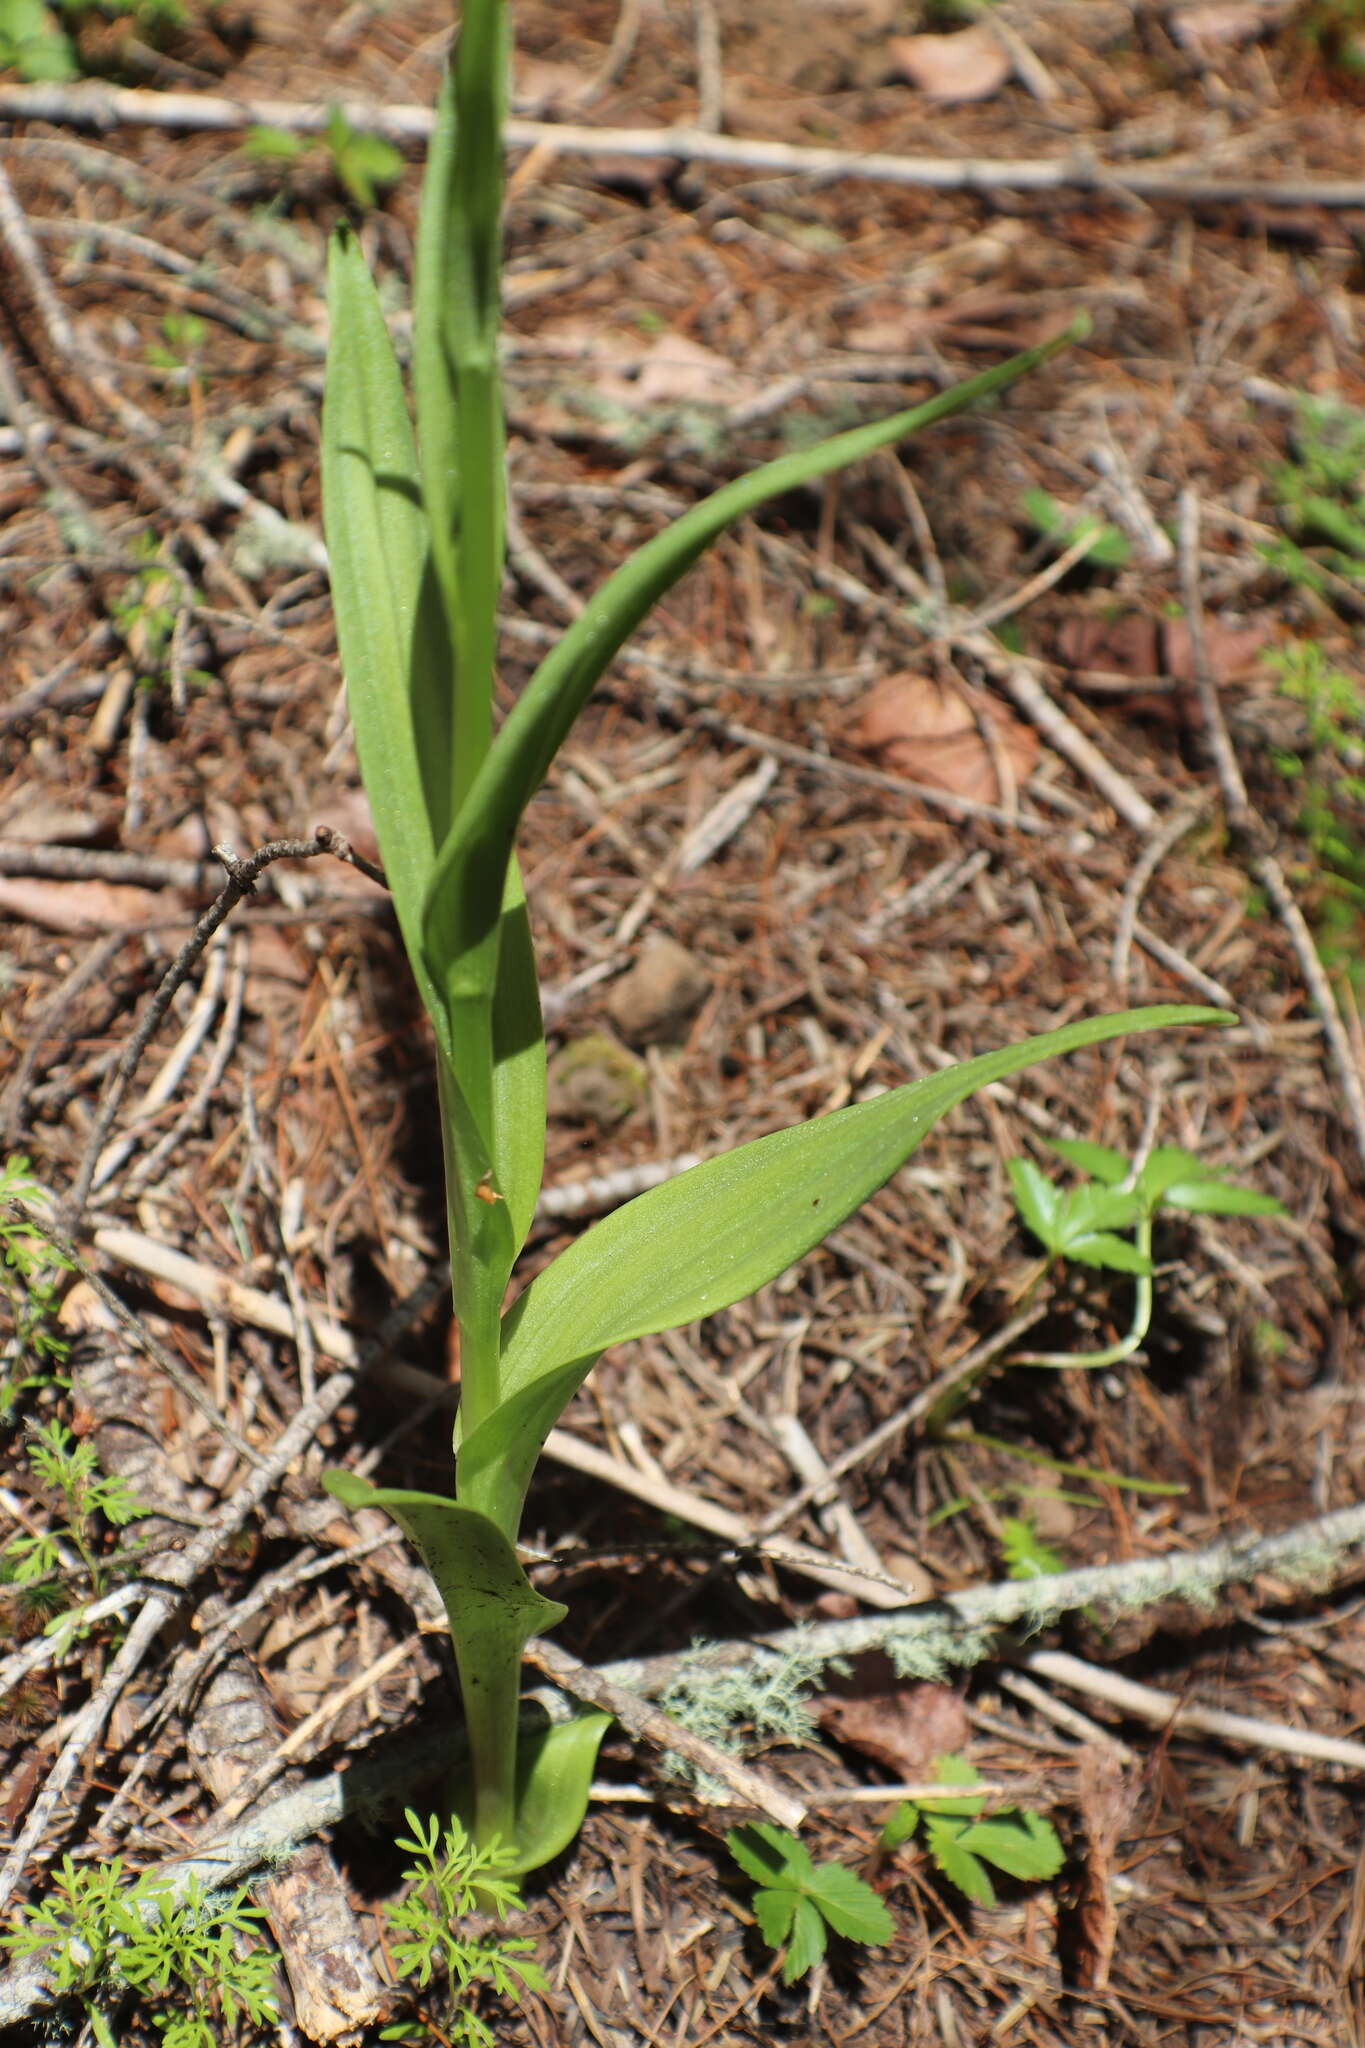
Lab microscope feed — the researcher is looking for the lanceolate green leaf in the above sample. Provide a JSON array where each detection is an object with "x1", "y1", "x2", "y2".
[
  {"x1": 321, "y1": 228, "x2": 453, "y2": 1051},
  {"x1": 411, "y1": 8, "x2": 508, "y2": 816},
  {"x1": 421, "y1": 318, "x2": 1091, "y2": 1012},
  {"x1": 499, "y1": 1006, "x2": 1230, "y2": 1399},
  {"x1": 411, "y1": 64, "x2": 463, "y2": 655}
]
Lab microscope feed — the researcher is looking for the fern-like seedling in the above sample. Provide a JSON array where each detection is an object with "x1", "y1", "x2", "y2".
[
  {"x1": 725, "y1": 1823, "x2": 893, "y2": 1984},
  {"x1": 0, "y1": 1856, "x2": 278, "y2": 2048},
  {"x1": 380, "y1": 1810, "x2": 546, "y2": 2046}
]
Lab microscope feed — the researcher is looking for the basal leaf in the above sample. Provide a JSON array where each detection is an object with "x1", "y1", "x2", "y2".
[
  {"x1": 1161, "y1": 1180, "x2": 1285, "y2": 1218},
  {"x1": 321, "y1": 227, "x2": 454, "y2": 1051},
  {"x1": 499, "y1": 1008, "x2": 1230, "y2": 1401},
  {"x1": 1048, "y1": 1137, "x2": 1129, "y2": 1184},
  {"x1": 501, "y1": 1711, "x2": 612, "y2": 1876},
  {"x1": 320, "y1": 1473, "x2": 563, "y2": 1648},
  {"x1": 1007, "y1": 1158, "x2": 1061, "y2": 1249},
  {"x1": 958, "y1": 1810, "x2": 1064, "y2": 1884},
  {"x1": 782, "y1": 1897, "x2": 828, "y2": 1983},
  {"x1": 803, "y1": 1863, "x2": 894, "y2": 1946},
  {"x1": 1063, "y1": 1231, "x2": 1152, "y2": 1275},
  {"x1": 423, "y1": 321, "x2": 1092, "y2": 1014},
  {"x1": 727, "y1": 1823, "x2": 811, "y2": 1888},
  {"x1": 456, "y1": 1354, "x2": 594, "y2": 1535},
  {"x1": 750, "y1": 1885, "x2": 796, "y2": 1952},
  {"x1": 924, "y1": 1815, "x2": 996, "y2": 1906},
  {"x1": 321, "y1": 1472, "x2": 563, "y2": 1847}
]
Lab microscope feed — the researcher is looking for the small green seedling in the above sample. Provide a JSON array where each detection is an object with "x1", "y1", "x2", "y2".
[
  {"x1": 998, "y1": 1513, "x2": 1065, "y2": 1581},
  {"x1": 0, "y1": 1856, "x2": 278, "y2": 2048},
  {"x1": 1265, "y1": 641, "x2": 1365, "y2": 980},
  {"x1": 879, "y1": 1755, "x2": 1063, "y2": 1909},
  {"x1": 1264, "y1": 391, "x2": 1365, "y2": 603},
  {"x1": 145, "y1": 310, "x2": 207, "y2": 387},
  {"x1": 725, "y1": 1824, "x2": 893, "y2": 1985},
  {"x1": 1, "y1": 1418, "x2": 150, "y2": 1651},
  {"x1": 1, "y1": 1155, "x2": 72, "y2": 1405},
  {"x1": 379, "y1": 1810, "x2": 545, "y2": 2047},
  {"x1": 319, "y1": 0, "x2": 1230, "y2": 1874},
  {"x1": 245, "y1": 109, "x2": 404, "y2": 211},
  {"x1": 0, "y1": 0, "x2": 192, "y2": 81},
  {"x1": 1019, "y1": 487, "x2": 1130, "y2": 570},
  {"x1": 111, "y1": 534, "x2": 178, "y2": 683},
  {"x1": 1302, "y1": 0, "x2": 1365, "y2": 78},
  {"x1": 0, "y1": 0, "x2": 77, "y2": 78},
  {"x1": 1009, "y1": 1139, "x2": 1284, "y2": 1368}
]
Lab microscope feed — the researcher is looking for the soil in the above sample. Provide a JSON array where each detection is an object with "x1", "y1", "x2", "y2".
[{"x1": 2, "y1": 1, "x2": 1365, "y2": 2042}]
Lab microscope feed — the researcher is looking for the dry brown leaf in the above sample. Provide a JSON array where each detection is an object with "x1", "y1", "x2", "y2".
[
  {"x1": 851, "y1": 672, "x2": 1039, "y2": 804},
  {"x1": 526, "y1": 322, "x2": 756, "y2": 412},
  {"x1": 888, "y1": 25, "x2": 1012, "y2": 102},
  {"x1": 1161, "y1": 614, "x2": 1271, "y2": 682},
  {"x1": 0, "y1": 876, "x2": 165, "y2": 933},
  {"x1": 1057, "y1": 612, "x2": 1270, "y2": 683},
  {"x1": 0, "y1": 799, "x2": 110, "y2": 846},
  {"x1": 814, "y1": 1670, "x2": 969, "y2": 1776},
  {"x1": 632, "y1": 332, "x2": 758, "y2": 409},
  {"x1": 1169, "y1": 0, "x2": 1294, "y2": 51},
  {"x1": 1056, "y1": 614, "x2": 1162, "y2": 677},
  {"x1": 513, "y1": 54, "x2": 594, "y2": 112}
]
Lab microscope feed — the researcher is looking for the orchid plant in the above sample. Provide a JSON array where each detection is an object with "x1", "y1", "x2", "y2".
[{"x1": 319, "y1": 0, "x2": 1229, "y2": 1873}]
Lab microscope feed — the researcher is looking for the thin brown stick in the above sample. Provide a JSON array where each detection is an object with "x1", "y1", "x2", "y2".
[
  {"x1": 207, "y1": 1634, "x2": 426, "y2": 1830},
  {"x1": 63, "y1": 831, "x2": 384, "y2": 1224},
  {"x1": 1019, "y1": 1646, "x2": 1365, "y2": 1772},
  {"x1": 0, "y1": 1356, "x2": 361, "y2": 1916},
  {"x1": 1112, "y1": 803, "x2": 1209, "y2": 999},
  {"x1": 0, "y1": 843, "x2": 209, "y2": 888},
  {"x1": 17, "y1": 1209, "x2": 263, "y2": 1465},
  {"x1": 3, "y1": 83, "x2": 1365, "y2": 208},
  {"x1": 691, "y1": 0, "x2": 724, "y2": 134}
]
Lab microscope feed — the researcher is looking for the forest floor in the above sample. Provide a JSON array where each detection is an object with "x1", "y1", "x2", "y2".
[{"x1": 3, "y1": 2, "x2": 1365, "y2": 2042}]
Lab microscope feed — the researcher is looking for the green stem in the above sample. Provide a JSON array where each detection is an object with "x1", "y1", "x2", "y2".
[
  {"x1": 451, "y1": 1630, "x2": 521, "y2": 1850},
  {"x1": 1013, "y1": 1216, "x2": 1154, "y2": 1369},
  {"x1": 435, "y1": 1049, "x2": 504, "y2": 1444}
]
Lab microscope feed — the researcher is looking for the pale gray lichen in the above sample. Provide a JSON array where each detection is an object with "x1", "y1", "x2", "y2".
[
  {"x1": 657, "y1": 1631, "x2": 847, "y2": 1790},
  {"x1": 885, "y1": 1620, "x2": 995, "y2": 1683}
]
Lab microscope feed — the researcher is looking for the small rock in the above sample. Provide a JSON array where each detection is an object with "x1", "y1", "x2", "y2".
[
  {"x1": 606, "y1": 934, "x2": 711, "y2": 1046},
  {"x1": 547, "y1": 1032, "x2": 648, "y2": 1128}
]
